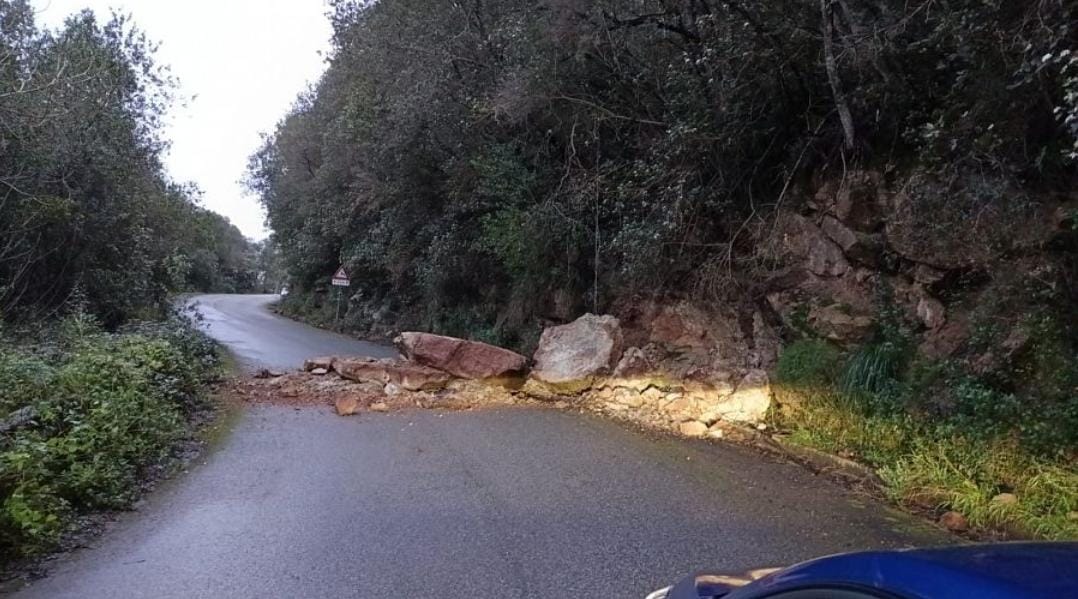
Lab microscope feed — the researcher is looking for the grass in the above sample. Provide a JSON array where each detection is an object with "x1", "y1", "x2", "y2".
[
  {"x1": 774, "y1": 338, "x2": 1078, "y2": 540},
  {"x1": 880, "y1": 439, "x2": 1078, "y2": 538}
]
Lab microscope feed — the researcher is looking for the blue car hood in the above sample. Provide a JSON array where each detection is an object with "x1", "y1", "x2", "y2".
[{"x1": 734, "y1": 542, "x2": 1078, "y2": 599}]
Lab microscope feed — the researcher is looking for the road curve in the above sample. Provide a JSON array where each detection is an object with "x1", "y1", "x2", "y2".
[
  {"x1": 188, "y1": 293, "x2": 398, "y2": 371},
  {"x1": 11, "y1": 294, "x2": 947, "y2": 598}
]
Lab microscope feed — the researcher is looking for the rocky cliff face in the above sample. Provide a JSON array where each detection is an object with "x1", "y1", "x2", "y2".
[
  {"x1": 765, "y1": 172, "x2": 1073, "y2": 360},
  {"x1": 546, "y1": 170, "x2": 1078, "y2": 430},
  {"x1": 609, "y1": 172, "x2": 1072, "y2": 360}
]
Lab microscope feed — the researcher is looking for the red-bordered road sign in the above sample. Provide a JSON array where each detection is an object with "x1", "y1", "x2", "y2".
[{"x1": 331, "y1": 266, "x2": 350, "y2": 287}]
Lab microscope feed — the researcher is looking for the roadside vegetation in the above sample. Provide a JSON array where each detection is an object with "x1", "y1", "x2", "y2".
[
  {"x1": 0, "y1": 309, "x2": 222, "y2": 559},
  {"x1": 774, "y1": 308, "x2": 1078, "y2": 540},
  {"x1": 251, "y1": 0, "x2": 1076, "y2": 350},
  {"x1": 0, "y1": 1, "x2": 274, "y2": 326},
  {"x1": 0, "y1": 1, "x2": 247, "y2": 562}
]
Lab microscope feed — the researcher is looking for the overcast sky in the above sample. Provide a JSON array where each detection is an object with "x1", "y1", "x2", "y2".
[{"x1": 33, "y1": 0, "x2": 334, "y2": 240}]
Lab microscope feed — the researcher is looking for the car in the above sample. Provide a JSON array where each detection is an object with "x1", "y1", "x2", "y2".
[{"x1": 647, "y1": 542, "x2": 1078, "y2": 599}]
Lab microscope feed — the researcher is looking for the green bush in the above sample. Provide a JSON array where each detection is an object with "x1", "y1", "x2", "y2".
[
  {"x1": 775, "y1": 339, "x2": 843, "y2": 386},
  {"x1": 0, "y1": 312, "x2": 220, "y2": 558},
  {"x1": 775, "y1": 337, "x2": 1078, "y2": 540}
]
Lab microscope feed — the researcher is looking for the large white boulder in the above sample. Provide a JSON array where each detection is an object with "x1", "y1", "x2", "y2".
[{"x1": 529, "y1": 314, "x2": 623, "y2": 392}]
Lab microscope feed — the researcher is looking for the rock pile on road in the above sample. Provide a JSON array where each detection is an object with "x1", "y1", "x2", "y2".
[
  {"x1": 235, "y1": 354, "x2": 520, "y2": 416},
  {"x1": 245, "y1": 317, "x2": 774, "y2": 441},
  {"x1": 518, "y1": 313, "x2": 773, "y2": 436}
]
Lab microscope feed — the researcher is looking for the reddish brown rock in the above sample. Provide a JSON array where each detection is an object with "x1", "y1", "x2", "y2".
[
  {"x1": 335, "y1": 397, "x2": 359, "y2": 416},
  {"x1": 919, "y1": 317, "x2": 970, "y2": 359},
  {"x1": 335, "y1": 358, "x2": 393, "y2": 384},
  {"x1": 678, "y1": 421, "x2": 708, "y2": 438},
  {"x1": 808, "y1": 304, "x2": 875, "y2": 343},
  {"x1": 394, "y1": 332, "x2": 527, "y2": 379},
  {"x1": 912, "y1": 264, "x2": 946, "y2": 285},
  {"x1": 777, "y1": 213, "x2": 850, "y2": 277},
  {"x1": 820, "y1": 216, "x2": 883, "y2": 266},
  {"x1": 335, "y1": 358, "x2": 451, "y2": 391},
  {"x1": 649, "y1": 304, "x2": 710, "y2": 348},
  {"x1": 612, "y1": 347, "x2": 653, "y2": 378},
  {"x1": 939, "y1": 511, "x2": 969, "y2": 532},
  {"x1": 811, "y1": 171, "x2": 886, "y2": 231}
]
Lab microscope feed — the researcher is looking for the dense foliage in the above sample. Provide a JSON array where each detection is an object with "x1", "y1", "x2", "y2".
[
  {"x1": 250, "y1": 0, "x2": 1077, "y2": 346},
  {"x1": 1, "y1": 1, "x2": 257, "y2": 326},
  {"x1": 0, "y1": 309, "x2": 221, "y2": 558}
]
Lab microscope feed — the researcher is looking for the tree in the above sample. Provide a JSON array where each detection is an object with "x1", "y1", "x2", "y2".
[
  {"x1": 1, "y1": 1, "x2": 257, "y2": 324},
  {"x1": 249, "y1": 0, "x2": 1077, "y2": 347}
]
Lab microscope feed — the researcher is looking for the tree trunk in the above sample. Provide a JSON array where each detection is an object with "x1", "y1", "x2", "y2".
[{"x1": 822, "y1": 0, "x2": 856, "y2": 150}]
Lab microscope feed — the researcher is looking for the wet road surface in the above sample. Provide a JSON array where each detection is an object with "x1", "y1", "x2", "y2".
[
  {"x1": 187, "y1": 294, "x2": 397, "y2": 371},
  {"x1": 12, "y1": 294, "x2": 947, "y2": 598}
]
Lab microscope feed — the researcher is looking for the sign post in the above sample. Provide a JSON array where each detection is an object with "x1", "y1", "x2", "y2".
[{"x1": 331, "y1": 266, "x2": 350, "y2": 325}]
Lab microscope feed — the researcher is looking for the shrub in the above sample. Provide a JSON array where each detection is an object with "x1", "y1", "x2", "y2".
[
  {"x1": 774, "y1": 337, "x2": 1078, "y2": 540},
  {"x1": 841, "y1": 340, "x2": 908, "y2": 397},
  {"x1": 0, "y1": 313, "x2": 220, "y2": 559},
  {"x1": 775, "y1": 339, "x2": 843, "y2": 386}
]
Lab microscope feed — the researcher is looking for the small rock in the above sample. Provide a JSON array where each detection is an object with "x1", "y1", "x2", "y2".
[
  {"x1": 351, "y1": 381, "x2": 386, "y2": 395},
  {"x1": 0, "y1": 405, "x2": 38, "y2": 435},
  {"x1": 756, "y1": 423, "x2": 768, "y2": 431},
  {"x1": 939, "y1": 511, "x2": 969, "y2": 532},
  {"x1": 304, "y1": 356, "x2": 336, "y2": 372},
  {"x1": 254, "y1": 368, "x2": 284, "y2": 379},
  {"x1": 642, "y1": 387, "x2": 665, "y2": 401},
  {"x1": 553, "y1": 401, "x2": 569, "y2": 409},
  {"x1": 917, "y1": 296, "x2": 946, "y2": 330},
  {"x1": 992, "y1": 493, "x2": 1018, "y2": 506},
  {"x1": 706, "y1": 423, "x2": 725, "y2": 440},
  {"x1": 617, "y1": 392, "x2": 645, "y2": 408},
  {"x1": 335, "y1": 397, "x2": 359, "y2": 416},
  {"x1": 311, "y1": 367, "x2": 329, "y2": 375},
  {"x1": 370, "y1": 402, "x2": 389, "y2": 412},
  {"x1": 384, "y1": 382, "x2": 402, "y2": 396},
  {"x1": 663, "y1": 396, "x2": 695, "y2": 419},
  {"x1": 335, "y1": 357, "x2": 450, "y2": 391},
  {"x1": 912, "y1": 264, "x2": 946, "y2": 285},
  {"x1": 612, "y1": 346, "x2": 653, "y2": 378},
  {"x1": 678, "y1": 421, "x2": 708, "y2": 438}
]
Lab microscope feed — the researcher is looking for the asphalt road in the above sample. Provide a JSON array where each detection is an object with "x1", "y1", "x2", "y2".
[
  {"x1": 12, "y1": 294, "x2": 946, "y2": 598},
  {"x1": 187, "y1": 294, "x2": 398, "y2": 371}
]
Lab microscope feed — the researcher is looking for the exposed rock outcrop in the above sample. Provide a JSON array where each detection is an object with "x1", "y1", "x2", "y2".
[{"x1": 775, "y1": 213, "x2": 850, "y2": 277}]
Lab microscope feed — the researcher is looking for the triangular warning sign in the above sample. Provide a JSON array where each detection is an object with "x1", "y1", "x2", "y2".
[{"x1": 333, "y1": 266, "x2": 348, "y2": 279}]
